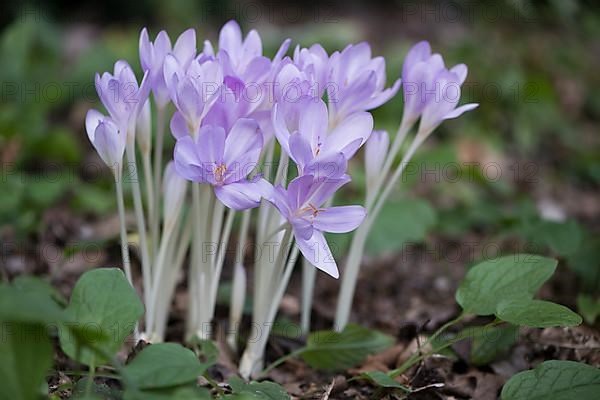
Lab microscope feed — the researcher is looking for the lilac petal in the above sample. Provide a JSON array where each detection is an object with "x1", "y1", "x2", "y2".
[
  {"x1": 154, "y1": 31, "x2": 172, "y2": 58},
  {"x1": 363, "y1": 77, "x2": 402, "y2": 110},
  {"x1": 173, "y1": 136, "x2": 207, "y2": 183},
  {"x1": 173, "y1": 29, "x2": 197, "y2": 65},
  {"x1": 170, "y1": 111, "x2": 189, "y2": 139},
  {"x1": 313, "y1": 205, "x2": 366, "y2": 233},
  {"x1": 271, "y1": 103, "x2": 290, "y2": 155},
  {"x1": 444, "y1": 103, "x2": 479, "y2": 120},
  {"x1": 273, "y1": 38, "x2": 292, "y2": 65},
  {"x1": 304, "y1": 174, "x2": 351, "y2": 208},
  {"x1": 223, "y1": 118, "x2": 263, "y2": 173},
  {"x1": 295, "y1": 230, "x2": 339, "y2": 279},
  {"x1": 269, "y1": 185, "x2": 292, "y2": 218},
  {"x1": 286, "y1": 174, "x2": 315, "y2": 210},
  {"x1": 299, "y1": 98, "x2": 328, "y2": 150},
  {"x1": 305, "y1": 151, "x2": 348, "y2": 180},
  {"x1": 402, "y1": 41, "x2": 431, "y2": 82},
  {"x1": 93, "y1": 119, "x2": 125, "y2": 168},
  {"x1": 365, "y1": 130, "x2": 389, "y2": 182},
  {"x1": 450, "y1": 64, "x2": 468, "y2": 85},
  {"x1": 292, "y1": 218, "x2": 313, "y2": 241},
  {"x1": 196, "y1": 125, "x2": 226, "y2": 167},
  {"x1": 335, "y1": 70, "x2": 378, "y2": 118},
  {"x1": 219, "y1": 20, "x2": 243, "y2": 59},
  {"x1": 85, "y1": 109, "x2": 104, "y2": 142},
  {"x1": 139, "y1": 28, "x2": 152, "y2": 71},
  {"x1": 289, "y1": 132, "x2": 314, "y2": 168},
  {"x1": 243, "y1": 29, "x2": 262, "y2": 60},
  {"x1": 326, "y1": 111, "x2": 374, "y2": 158},
  {"x1": 214, "y1": 180, "x2": 264, "y2": 210}
]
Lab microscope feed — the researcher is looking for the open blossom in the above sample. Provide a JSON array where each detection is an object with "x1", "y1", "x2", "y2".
[
  {"x1": 328, "y1": 42, "x2": 401, "y2": 125},
  {"x1": 268, "y1": 171, "x2": 366, "y2": 278},
  {"x1": 272, "y1": 96, "x2": 373, "y2": 176},
  {"x1": 95, "y1": 60, "x2": 151, "y2": 138},
  {"x1": 139, "y1": 28, "x2": 197, "y2": 108},
  {"x1": 85, "y1": 110, "x2": 126, "y2": 172},
  {"x1": 173, "y1": 118, "x2": 271, "y2": 210},
  {"x1": 402, "y1": 41, "x2": 478, "y2": 134}
]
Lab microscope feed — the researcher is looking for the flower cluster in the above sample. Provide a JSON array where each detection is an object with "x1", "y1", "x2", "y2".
[{"x1": 84, "y1": 20, "x2": 477, "y2": 376}]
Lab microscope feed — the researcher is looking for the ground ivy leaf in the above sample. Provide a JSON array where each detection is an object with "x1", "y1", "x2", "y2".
[
  {"x1": 501, "y1": 360, "x2": 600, "y2": 399},
  {"x1": 358, "y1": 371, "x2": 411, "y2": 391},
  {"x1": 300, "y1": 324, "x2": 394, "y2": 371},
  {"x1": 496, "y1": 300, "x2": 582, "y2": 328},
  {"x1": 123, "y1": 386, "x2": 211, "y2": 400},
  {"x1": 455, "y1": 254, "x2": 557, "y2": 315},
  {"x1": 59, "y1": 268, "x2": 144, "y2": 366},
  {"x1": 468, "y1": 324, "x2": 519, "y2": 366},
  {"x1": 0, "y1": 322, "x2": 53, "y2": 400},
  {"x1": 123, "y1": 343, "x2": 209, "y2": 389},
  {"x1": 228, "y1": 376, "x2": 290, "y2": 400}
]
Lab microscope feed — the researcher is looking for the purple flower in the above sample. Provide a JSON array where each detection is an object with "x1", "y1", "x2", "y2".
[
  {"x1": 173, "y1": 118, "x2": 272, "y2": 210},
  {"x1": 402, "y1": 41, "x2": 478, "y2": 133},
  {"x1": 85, "y1": 109, "x2": 126, "y2": 171},
  {"x1": 272, "y1": 96, "x2": 373, "y2": 175},
  {"x1": 163, "y1": 55, "x2": 223, "y2": 136},
  {"x1": 291, "y1": 44, "x2": 330, "y2": 98},
  {"x1": 268, "y1": 173, "x2": 366, "y2": 278},
  {"x1": 139, "y1": 28, "x2": 197, "y2": 108},
  {"x1": 328, "y1": 42, "x2": 401, "y2": 124},
  {"x1": 95, "y1": 60, "x2": 151, "y2": 137}
]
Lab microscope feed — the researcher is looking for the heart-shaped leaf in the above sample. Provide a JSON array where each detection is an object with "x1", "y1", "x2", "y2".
[
  {"x1": 456, "y1": 255, "x2": 557, "y2": 315},
  {"x1": 496, "y1": 300, "x2": 582, "y2": 328},
  {"x1": 501, "y1": 360, "x2": 600, "y2": 399},
  {"x1": 123, "y1": 343, "x2": 210, "y2": 389},
  {"x1": 59, "y1": 268, "x2": 144, "y2": 366},
  {"x1": 300, "y1": 324, "x2": 394, "y2": 370},
  {"x1": 228, "y1": 376, "x2": 290, "y2": 399},
  {"x1": 469, "y1": 324, "x2": 519, "y2": 366}
]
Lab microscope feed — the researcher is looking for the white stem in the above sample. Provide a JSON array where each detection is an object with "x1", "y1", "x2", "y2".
[
  {"x1": 334, "y1": 134, "x2": 425, "y2": 331},
  {"x1": 300, "y1": 259, "x2": 316, "y2": 334},
  {"x1": 114, "y1": 171, "x2": 133, "y2": 286},
  {"x1": 141, "y1": 151, "x2": 155, "y2": 260},
  {"x1": 227, "y1": 210, "x2": 251, "y2": 350},
  {"x1": 240, "y1": 229, "x2": 296, "y2": 379},
  {"x1": 125, "y1": 140, "x2": 152, "y2": 330},
  {"x1": 152, "y1": 107, "x2": 166, "y2": 264}
]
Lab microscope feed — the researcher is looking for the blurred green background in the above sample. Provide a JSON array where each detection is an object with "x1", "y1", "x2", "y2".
[{"x1": 0, "y1": 0, "x2": 598, "y2": 318}]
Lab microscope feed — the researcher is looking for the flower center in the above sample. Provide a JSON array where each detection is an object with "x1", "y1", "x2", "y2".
[
  {"x1": 300, "y1": 203, "x2": 322, "y2": 220},
  {"x1": 214, "y1": 163, "x2": 227, "y2": 184}
]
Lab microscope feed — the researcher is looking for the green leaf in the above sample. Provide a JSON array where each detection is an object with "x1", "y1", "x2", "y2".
[
  {"x1": 59, "y1": 268, "x2": 144, "y2": 366},
  {"x1": 228, "y1": 376, "x2": 290, "y2": 400},
  {"x1": 0, "y1": 322, "x2": 53, "y2": 400},
  {"x1": 496, "y1": 300, "x2": 582, "y2": 328},
  {"x1": 577, "y1": 294, "x2": 600, "y2": 324},
  {"x1": 11, "y1": 275, "x2": 67, "y2": 306},
  {"x1": 456, "y1": 254, "x2": 557, "y2": 315},
  {"x1": 300, "y1": 324, "x2": 394, "y2": 371},
  {"x1": 0, "y1": 282, "x2": 67, "y2": 325},
  {"x1": 501, "y1": 360, "x2": 600, "y2": 399},
  {"x1": 357, "y1": 371, "x2": 411, "y2": 391},
  {"x1": 469, "y1": 324, "x2": 519, "y2": 366},
  {"x1": 366, "y1": 198, "x2": 437, "y2": 254},
  {"x1": 533, "y1": 220, "x2": 584, "y2": 256},
  {"x1": 123, "y1": 343, "x2": 209, "y2": 389},
  {"x1": 123, "y1": 386, "x2": 211, "y2": 400}
]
